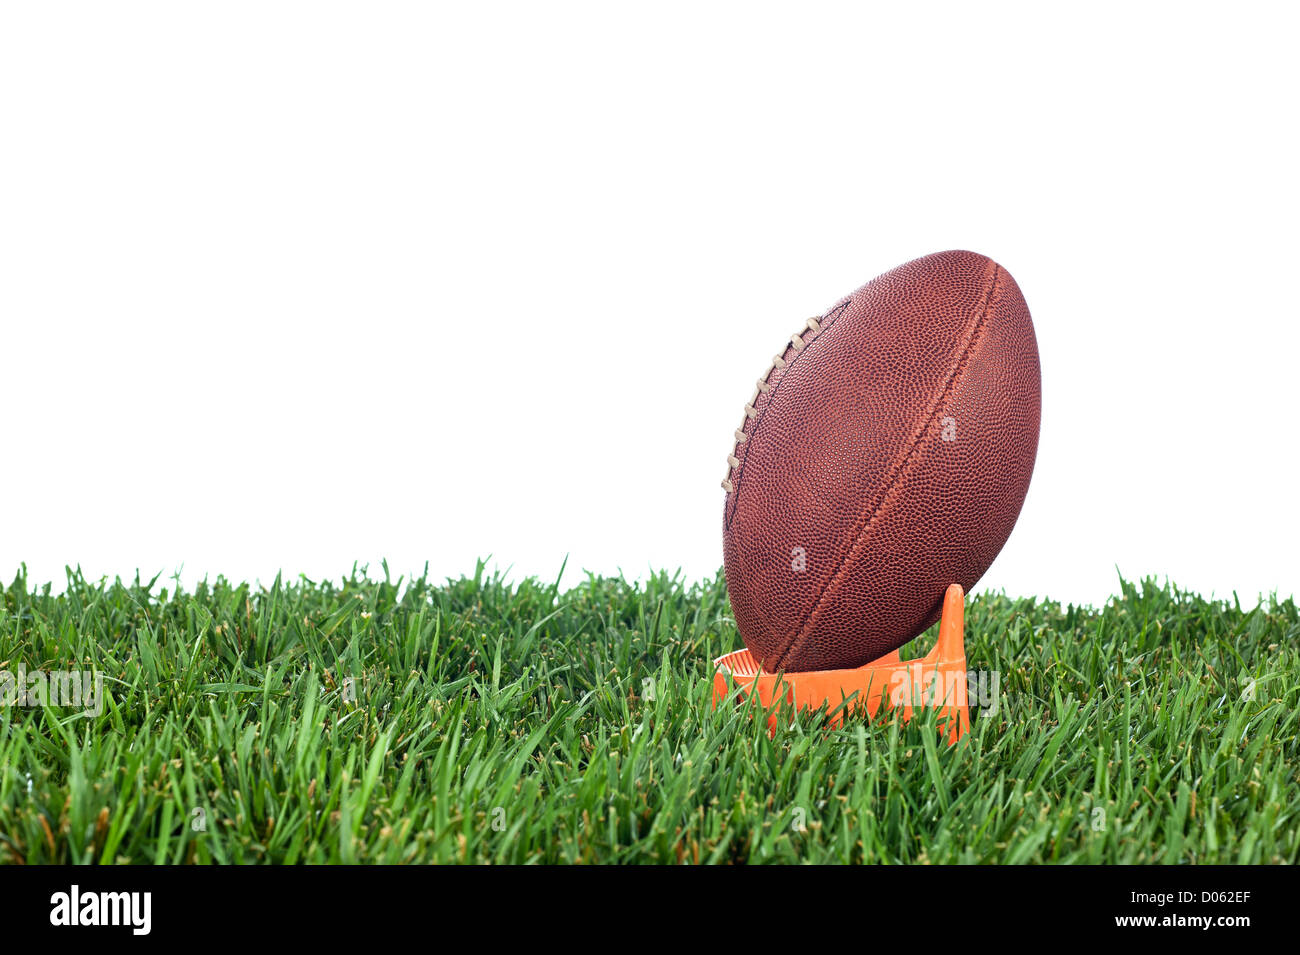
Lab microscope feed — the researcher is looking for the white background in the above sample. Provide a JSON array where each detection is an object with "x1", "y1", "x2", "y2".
[{"x1": 3, "y1": 2, "x2": 1297, "y2": 608}]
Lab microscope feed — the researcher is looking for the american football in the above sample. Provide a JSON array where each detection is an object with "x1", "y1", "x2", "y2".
[{"x1": 723, "y1": 251, "x2": 1041, "y2": 672}]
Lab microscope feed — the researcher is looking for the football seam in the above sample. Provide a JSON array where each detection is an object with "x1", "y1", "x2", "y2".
[
  {"x1": 772, "y1": 259, "x2": 1003, "y2": 671},
  {"x1": 723, "y1": 299, "x2": 851, "y2": 530}
]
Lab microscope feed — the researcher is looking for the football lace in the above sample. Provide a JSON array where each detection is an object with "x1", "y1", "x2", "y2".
[{"x1": 721, "y1": 315, "x2": 823, "y2": 493}]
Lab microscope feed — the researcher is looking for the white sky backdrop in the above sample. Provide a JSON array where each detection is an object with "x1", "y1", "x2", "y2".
[{"x1": 3, "y1": 2, "x2": 1298, "y2": 608}]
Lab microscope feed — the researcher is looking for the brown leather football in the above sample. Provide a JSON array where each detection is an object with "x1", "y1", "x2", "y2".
[{"x1": 722, "y1": 250, "x2": 1041, "y2": 672}]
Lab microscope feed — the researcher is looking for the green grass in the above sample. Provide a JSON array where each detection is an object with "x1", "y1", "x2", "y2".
[{"x1": 1, "y1": 562, "x2": 1296, "y2": 864}]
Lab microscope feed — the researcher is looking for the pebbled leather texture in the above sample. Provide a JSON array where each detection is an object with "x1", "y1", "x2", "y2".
[{"x1": 722, "y1": 250, "x2": 1041, "y2": 672}]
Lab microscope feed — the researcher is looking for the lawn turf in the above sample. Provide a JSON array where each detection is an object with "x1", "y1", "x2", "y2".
[{"x1": 1, "y1": 563, "x2": 1296, "y2": 864}]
